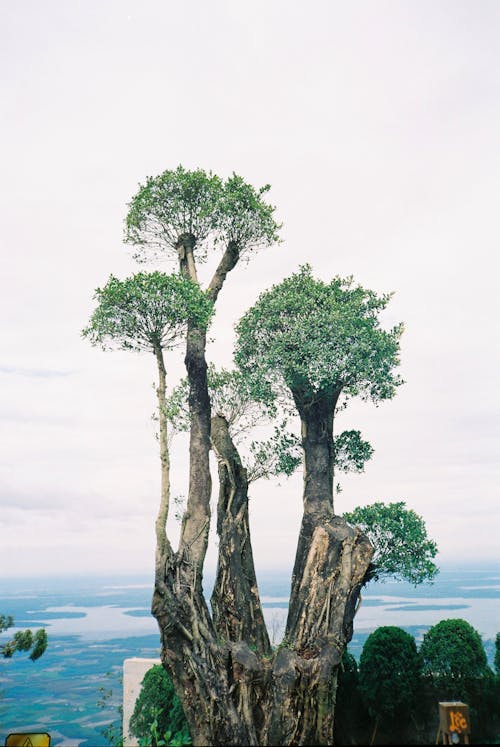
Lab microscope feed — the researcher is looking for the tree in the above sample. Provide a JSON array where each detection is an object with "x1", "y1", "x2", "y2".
[
  {"x1": 358, "y1": 626, "x2": 423, "y2": 745},
  {"x1": 0, "y1": 615, "x2": 47, "y2": 660},
  {"x1": 164, "y1": 364, "x2": 301, "y2": 484},
  {"x1": 88, "y1": 167, "x2": 404, "y2": 745},
  {"x1": 495, "y1": 632, "x2": 500, "y2": 675},
  {"x1": 343, "y1": 501, "x2": 438, "y2": 585},
  {"x1": 125, "y1": 167, "x2": 283, "y2": 745},
  {"x1": 82, "y1": 271, "x2": 213, "y2": 575},
  {"x1": 420, "y1": 619, "x2": 497, "y2": 743},
  {"x1": 235, "y1": 267, "x2": 402, "y2": 626},
  {"x1": 420, "y1": 619, "x2": 490, "y2": 692}
]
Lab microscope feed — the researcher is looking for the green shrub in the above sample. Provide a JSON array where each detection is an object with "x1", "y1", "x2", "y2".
[
  {"x1": 130, "y1": 665, "x2": 190, "y2": 747},
  {"x1": 359, "y1": 626, "x2": 423, "y2": 744}
]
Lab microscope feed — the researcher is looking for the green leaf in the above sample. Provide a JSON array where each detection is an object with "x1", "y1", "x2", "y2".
[
  {"x1": 82, "y1": 272, "x2": 214, "y2": 354},
  {"x1": 343, "y1": 501, "x2": 438, "y2": 585},
  {"x1": 235, "y1": 265, "x2": 404, "y2": 409}
]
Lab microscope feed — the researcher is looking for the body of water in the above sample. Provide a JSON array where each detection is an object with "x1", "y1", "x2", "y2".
[{"x1": 0, "y1": 563, "x2": 498, "y2": 746}]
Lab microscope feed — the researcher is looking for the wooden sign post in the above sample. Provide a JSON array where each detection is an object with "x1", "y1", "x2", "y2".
[{"x1": 437, "y1": 702, "x2": 470, "y2": 744}]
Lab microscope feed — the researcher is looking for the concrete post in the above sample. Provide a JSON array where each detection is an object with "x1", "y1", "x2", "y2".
[{"x1": 123, "y1": 657, "x2": 161, "y2": 746}]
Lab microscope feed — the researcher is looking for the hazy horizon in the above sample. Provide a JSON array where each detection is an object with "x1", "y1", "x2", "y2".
[{"x1": 1, "y1": 1, "x2": 499, "y2": 575}]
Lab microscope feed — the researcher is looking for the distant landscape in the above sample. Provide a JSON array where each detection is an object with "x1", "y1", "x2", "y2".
[{"x1": 0, "y1": 562, "x2": 498, "y2": 746}]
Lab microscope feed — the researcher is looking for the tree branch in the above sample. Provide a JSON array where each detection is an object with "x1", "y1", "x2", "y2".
[
  {"x1": 210, "y1": 414, "x2": 271, "y2": 655},
  {"x1": 207, "y1": 241, "x2": 240, "y2": 302}
]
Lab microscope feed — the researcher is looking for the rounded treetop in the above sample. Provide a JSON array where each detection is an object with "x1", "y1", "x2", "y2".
[{"x1": 125, "y1": 166, "x2": 281, "y2": 262}]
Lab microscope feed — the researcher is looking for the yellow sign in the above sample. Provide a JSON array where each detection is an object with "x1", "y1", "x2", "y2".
[
  {"x1": 5, "y1": 734, "x2": 51, "y2": 747},
  {"x1": 449, "y1": 709, "x2": 469, "y2": 734},
  {"x1": 438, "y1": 701, "x2": 471, "y2": 744}
]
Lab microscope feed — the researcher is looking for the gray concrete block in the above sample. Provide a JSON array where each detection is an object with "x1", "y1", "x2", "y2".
[{"x1": 123, "y1": 657, "x2": 161, "y2": 746}]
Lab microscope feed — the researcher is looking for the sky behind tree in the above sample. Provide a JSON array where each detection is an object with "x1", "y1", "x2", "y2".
[{"x1": 1, "y1": 0, "x2": 499, "y2": 575}]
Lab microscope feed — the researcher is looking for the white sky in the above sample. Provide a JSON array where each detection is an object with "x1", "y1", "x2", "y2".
[{"x1": 1, "y1": 0, "x2": 499, "y2": 577}]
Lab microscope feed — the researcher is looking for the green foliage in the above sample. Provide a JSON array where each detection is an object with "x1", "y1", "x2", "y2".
[
  {"x1": 0, "y1": 615, "x2": 47, "y2": 660},
  {"x1": 0, "y1": 615, "x2": 14, "y2": 633},
  {"x1": 343, "y1": 501, "x2": 438, "y2": 585},
  {"x1": 359, "y1": 626, "x2": 423, "y2": 722},
  {"x1": 82, "y1": 272, "x2": 213, "y2": 353},
  {"x1": 206, "y1": 365, "x2": 276, "y2": 437},
  {"x1": 334, "y1": 650, "x2": 369, "y2": 745},
  {"x1": 164, "y1": 365, "x2": 300, "y2": 482},
  {"x1": 164, "y1": 364, "x2": 272, "y2": 437},
  {"x1": 96, "y1": 671, "x2": 123, "y2": 747},
  {"x1": 495, "y1": 632, "x2": 500, "y2": 675},
  {"x1": 247, "y1": 425, "x2": 302, "y2": 482},
  {"x1": 235, "y1": 265, "x2": 403, "y2": 408},
  {"x1": 336, "y1": 630, "x2": 499, "y2": 745},
  {"x1": 215, "y1": 173, "x2": 281, "y2": 252},
  {"x1": 163, "y1": 375, "x2": 190, "y2": 435},
  {"x1": 130, "y1": 665, "x2": 190, "y2": 747},
  {"x1": 420, "y1": 620, "x2": 498, "y2": 743},
  {"x1": 125, "y1": 166, "x2": 223, "y2": 259},
  {"x1": 125, "y1": 166, "x2": 280, "y2": 262},
  {"x1": 334, "y1": 430, "x2": 374, "y2": 474},
  {"x1": 165, "y1": 365, "x2": 376, "y2": 484},
  {"x1": 420, "y1": 619, "x2": 489, "y2": 684}
]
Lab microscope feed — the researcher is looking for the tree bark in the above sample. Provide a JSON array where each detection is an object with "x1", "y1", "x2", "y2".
[
  {"x1": 151, "y1": 243, "x2": 373, "y2": 745},
  {"x1": 210, "y1": 414, "x2": 271, "y2": 656},
  {"x1": 288, "y1": 390, "x2": 339, "y2": 623},
  {"x1": 154, "y1": 344, "x2": 173, "y2": 571}
]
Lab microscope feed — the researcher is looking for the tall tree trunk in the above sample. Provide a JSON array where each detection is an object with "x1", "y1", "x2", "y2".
[
  {"x1": 153, "y1": 235, "x2": 261, "y2": 745},
  {"x1": 210, "y1": 414, "x2": 271, "y2": 655},
  {"x1": 151, "y1": 244, "x2": 373, "y2": 745},
  {"x1": 268, "y1": 388, "x2": 372, "y2": 746},
  {"x1": 288, "y1": 391, "x2": 339, "y2": 620}
]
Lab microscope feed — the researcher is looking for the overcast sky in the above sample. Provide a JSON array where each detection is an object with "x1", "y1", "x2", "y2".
[{"x1": 1, "y1": 0, "x2": 499, "y2": 578}]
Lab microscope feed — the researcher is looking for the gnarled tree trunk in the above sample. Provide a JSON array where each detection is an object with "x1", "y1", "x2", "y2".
[
  {"x1": 210, "y1": 414, "x2": 271, "y2": 656},
  {"x1": 151, "y1": 237, "x2": 373, "y2": 745},
  {"x1": 152, "y1": 403, "x2": 372, "y2": 745}
]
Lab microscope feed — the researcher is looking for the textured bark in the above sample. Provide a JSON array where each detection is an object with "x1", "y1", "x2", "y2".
[
  {"x1": 210, "y1": 414, "x2": 271, "y2": 656},
  {"x1": 266, "y1": 519, "x2": 372, "y2": 746},
  {"x1": 152, "y1": 234, "x2": 261, "y2": 745},
  {"x1": 207, "y1": 240, "x2": 240, "y2": 302},
  {"x1": 289, "y1": 391, "x2": 340, "y2": 619},
  {"x1": 152, "y1": 240, "x2": 373, "y2": 745},
  {"x1": 153, "y1": 513, "x2": 371, "y2": 746},
  {"x1": 177, "y1": 234, "x2": 211, "y2": 570}
]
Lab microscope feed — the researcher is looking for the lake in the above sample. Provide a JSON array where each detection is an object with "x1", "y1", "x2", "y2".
[{"x1": 0, "y1": 562, "x2": 498, "y2": 746}]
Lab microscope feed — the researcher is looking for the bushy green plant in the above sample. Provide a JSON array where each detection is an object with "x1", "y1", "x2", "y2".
[
  {"x1": 420, "y1": 619, "x2": 489, "y2": 686},
  {"x1": 130, "y1": 665, "x2": 190, "y2": 747},
  {"x1": 334, "y1": 650, "x2": 369, "y2": 745},
  {"x1": 359, "y1": 626, "x2": 423, "y2": 744}
]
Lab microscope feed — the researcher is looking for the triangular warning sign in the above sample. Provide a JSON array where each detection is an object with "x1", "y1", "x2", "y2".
[{"x1": 6, "y1": 732, "x2": 50, "y2": 747}]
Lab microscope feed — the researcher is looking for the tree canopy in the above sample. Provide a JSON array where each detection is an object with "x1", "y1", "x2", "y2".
[
  {"x1": 359, "y1": 626, "x2": 422, "y2": 725},
  {"x1": 235, "y1": 265, "x2": 403, "y2": 409},
  {"x1": 82, "y1": 271, "x2": 213, "y2": 353},
  {"x1": 343, "y1": 501, "x2": 438, "y2": 585},
  {"x1": 125, "y1": 166, "x2": 280, "y2": 264},
  {"x1": 420, "y1": 618, "x2": 490, "y2": 682}
]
